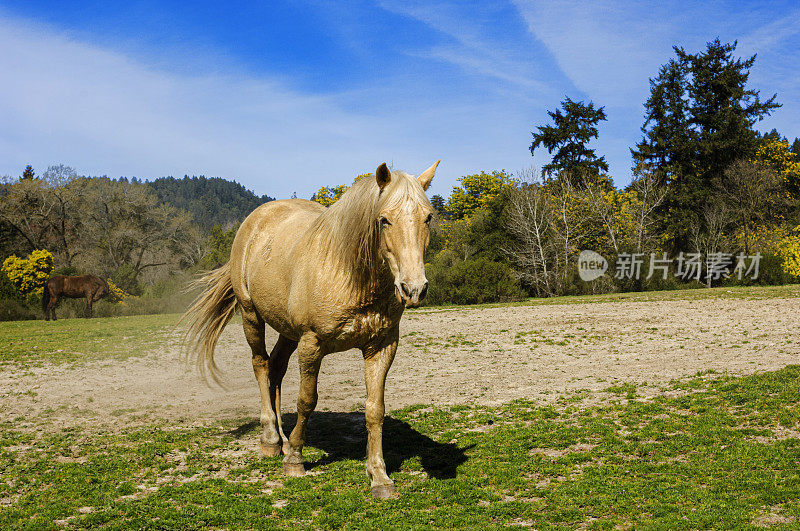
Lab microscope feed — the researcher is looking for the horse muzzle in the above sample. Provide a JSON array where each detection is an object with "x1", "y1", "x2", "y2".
[{"x1": 395, "y1": 280, "x2": 428, "y2": 308}]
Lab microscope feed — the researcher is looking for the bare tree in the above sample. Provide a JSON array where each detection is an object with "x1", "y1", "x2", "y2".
[
  {"x1": 0, "y1": 176, "x2": 55, "y2": 252},
  {"x1": 690, "y1": 201, "x2": 729, "y2": 287},
  {"x1": 504, "y1": 170, "x2": 556, "y2": 296},
  {"x1": 0, "y1": 165, "x2": 87, "y2": 266},
  {"x1": 83, "y1": 178, "x2": 201, "y2": 288},
  {"x1": 630, "y1": 163, "x2": 668, "y2": 252},
  {"x1": 549, "y1": 174, "x2": 586, "y2": 281},
  {"x1": 41, "y1": 165, "x2": 85, "y2": 267},
  {"x1": 719, "y1": 159, "x2": 781, "y2": 254}
]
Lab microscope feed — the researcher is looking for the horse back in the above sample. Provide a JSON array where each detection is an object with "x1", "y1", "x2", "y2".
[
  {"x1": 46, "y1": 275, "x2": 65, "y2": 293},
  {"x1": 49, "y1": 274, "x2": 106, "y2": 297},
  {"x1": 230, "y1": 199, "x2": 325, "y2": 335}
]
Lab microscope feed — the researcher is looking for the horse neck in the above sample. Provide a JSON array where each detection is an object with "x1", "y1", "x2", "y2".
[{"x1": 311, "y1": 211, "x2": 390, "y2": 307}]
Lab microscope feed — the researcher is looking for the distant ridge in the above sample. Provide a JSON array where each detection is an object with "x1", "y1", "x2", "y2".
[{"x1": 147, "y1": 175, "x2": 274, "y2": 230}]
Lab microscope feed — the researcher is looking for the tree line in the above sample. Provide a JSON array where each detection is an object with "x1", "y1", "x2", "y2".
[
  {"x1": 2, "y1": 38, "x2": 799, "y2": 317},
  {"x1": 315, "y1": 39, "x2": 800, "y2": 304},
  {"x1": 0, "y1": 168, "x2": 271, "y2": 319}
]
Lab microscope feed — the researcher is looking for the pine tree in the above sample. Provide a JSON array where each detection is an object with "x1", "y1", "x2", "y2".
[
  {"x1": 530, "y1": 97, "x2": 608, "y2": 182},
  {"x1": 760, "y1": 128, "x2": 785, "y2": 143},
  {"x1": 21, "y1": 165, "x2": 34, "y2": 180},
  {"x1": 430, "y1": 194, "x2": 445, "y2": 215},
  {"x1": 632, "y1": 39, "x2": 780, "y2": 247}
]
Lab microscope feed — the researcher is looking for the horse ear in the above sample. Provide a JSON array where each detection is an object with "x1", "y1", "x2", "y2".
[
  {"x1": 417, "y1": 159, "x2": 440, "y2": 191},
  {"x1": 376, "y1": 163, "x2": 391, "y2": 191}
]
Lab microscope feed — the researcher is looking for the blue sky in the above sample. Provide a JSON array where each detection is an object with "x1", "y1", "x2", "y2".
[{"x1": 1, "y1": 1, "x2": 798, "y2": 199}]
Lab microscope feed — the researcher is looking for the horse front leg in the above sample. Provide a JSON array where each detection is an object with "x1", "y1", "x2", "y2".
[
  {"x1": 283, "y1": 333, "x2": 323, "y2": 477},
  {"x1": 49, "y1": 296, "x2": 58, "y2": 321},
  {"x1": 85, "y1": 295, "x2": 93, "y2": 318},
  {"x1": 362, "y1": 325, "x2": 399, "y2": 498}
]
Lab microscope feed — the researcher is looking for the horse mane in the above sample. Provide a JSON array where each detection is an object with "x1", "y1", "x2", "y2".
[{"x1": 306, "y1": 170, "x2": 432, "y2": 300}]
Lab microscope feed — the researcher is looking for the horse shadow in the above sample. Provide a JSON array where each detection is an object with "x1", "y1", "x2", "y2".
[{"x1": 229, "y1": 411, "x2": 470, "y2": 479}]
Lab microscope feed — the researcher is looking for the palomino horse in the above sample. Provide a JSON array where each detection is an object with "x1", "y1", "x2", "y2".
[
  {"x1": 42, "y1": 274, "x2": 110, "y2": 320},
  {"x1": 183, "y1": 161, "x2": 439, "y2": 498}
]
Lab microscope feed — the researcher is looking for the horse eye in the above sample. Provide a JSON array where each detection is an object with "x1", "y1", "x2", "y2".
[
  {"x1": 380, "y1": 217, "x2": 392, "y2": 227},
  {"x1": 425, "y1": 213, "x2": 433, "y2": 224}
]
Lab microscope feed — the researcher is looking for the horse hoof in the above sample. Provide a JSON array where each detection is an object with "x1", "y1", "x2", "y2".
[
  {"x1": 283, "y1": 462, "x2": 305, "y2": 477},
  {"x1": 260, "y1": 442, "x2": 282, "y2": 457},
  {"x1": 370, "y1": 484, "x2": 397, "y2": 499}
]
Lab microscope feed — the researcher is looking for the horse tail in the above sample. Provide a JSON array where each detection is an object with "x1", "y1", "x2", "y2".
[
  {"x1": 181, "y1": 261, "x2": 238, "y2": 386},
  {"x1": 41, "y1": 280, "x2": 51, "y2": 315}
]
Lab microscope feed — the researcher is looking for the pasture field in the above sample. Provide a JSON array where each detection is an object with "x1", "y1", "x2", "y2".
[
  {"x1": 1, "y1": 284, "x2": 800, "y2": 528},
  {"x1": 0, "y1": 314, "x2": 177, "y2": 366}
]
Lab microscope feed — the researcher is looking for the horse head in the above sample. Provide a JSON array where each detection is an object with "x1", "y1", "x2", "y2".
[{"x1": 375, "y1": 160, "x2": 439, "y2": 308}]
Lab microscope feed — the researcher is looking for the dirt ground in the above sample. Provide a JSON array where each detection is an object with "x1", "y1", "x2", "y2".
[{"x1": 2, "y1": 296, "x2": 799, "y2": 429}]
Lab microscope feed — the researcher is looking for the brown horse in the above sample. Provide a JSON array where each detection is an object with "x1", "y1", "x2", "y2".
[
  {"x1": 183, "y1": 161, "x2": 439, "y2": 498},
  {"x1": 42, "y1": 274, "x2": 110, "y2": 320}
]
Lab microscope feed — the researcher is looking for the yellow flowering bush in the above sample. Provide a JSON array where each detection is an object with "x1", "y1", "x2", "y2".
[
  {"x1": 779, "y1": 226, "x2": 800, "y2": 278},
  {"x1": 734, "y1": 224, "x2": 788, "y2": 255},
  {"x1": 311, "y1": 184, "x2": 349, "y2": 206},
  {"x1": 105, "y1": 278, "x2": 133, "y2": 304},
  {"x1": 1, "y1": 250, "x2": 54, "y2": 296},
  {"x1": 444, "y1": 171, "x2": 515, "y2": 220},
  {"x1": 756, "y1": 140, "x2": 800, "y2": 196},
  {"x1": 311, "y1": 173, "x2": 373, "y2": 206}
]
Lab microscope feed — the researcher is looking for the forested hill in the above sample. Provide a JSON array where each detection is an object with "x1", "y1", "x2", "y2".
[{"x1": 146, "y1": 176, "x2": 274, "y2": 230}]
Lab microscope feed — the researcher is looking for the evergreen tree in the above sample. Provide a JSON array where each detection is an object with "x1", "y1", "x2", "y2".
[
  {"x1": 632, "y1": 39, "x2": 780, "y2": 246},
  {"x1": 530, "y1": 97, "x2": 608, "y2": 181},
  {"x1": 791, "y1": 138, "x2": 800, "y2": 155},
  {"x1": 760, "y1": 128, "x2": 785, "y2": 143},
  {"x1": 21, "y1": 165, "x2": 34, "y2": 180},
  {"x1": 430, "y1": 194, "x2": 446, "y2": 216}
]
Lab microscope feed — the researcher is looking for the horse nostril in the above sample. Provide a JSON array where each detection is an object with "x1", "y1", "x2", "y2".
[
  {"x1": 400, "y1": 282, "x2": 412, "y2": 298},
  {"x1": 419, "y1": 282, "x2": 428, "y2": 300}
]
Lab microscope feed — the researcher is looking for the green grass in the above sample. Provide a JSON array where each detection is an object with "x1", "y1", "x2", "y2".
[
  {"x1": 0, "y1": 314, "x2": 181, "y2": 366},
  {"x1": 1, "y1": 282, "x2": 799, "y2": 526},
  {"x1": 2, "y1": 367, "x2": 800, "y2": 529}
]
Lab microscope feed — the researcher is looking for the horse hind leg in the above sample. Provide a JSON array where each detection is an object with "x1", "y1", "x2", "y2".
[
  {"x1": 243, "y1": 310, "x2": 283, "y2": 457},
  {"x1": 268, "y1": 334, "x2": 296, "y2": 455}
]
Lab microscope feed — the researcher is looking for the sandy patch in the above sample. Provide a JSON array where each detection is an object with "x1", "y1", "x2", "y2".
[{"x1": 2, "y1": 297, "x2": 798, "y2": 428}]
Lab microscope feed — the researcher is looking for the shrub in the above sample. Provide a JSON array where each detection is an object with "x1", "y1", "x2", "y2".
[
  {"x1": 109, "y1": 264, "x2": 141, "y2": 295},
  {"x1": 0, "y1": 269, "x2": 38, "y2": 321},
  {"x1": 0, "y1": 270, "x2": 21, "y2": 300},
  {"x1": 53, "y1": 265, "x2": 79, "y2": 276},
  {"x1": 0, "y1": 298, "x2": 37, "y2": 321},
  {"x1": 779, "y1": 227, "x2": 800, "y2": 279},
  {"x1": 106, "y1": 278, "x2": 132, "y2": 303},
  {"x1": 427, "y1": 256, "x2": 526, "y2": 305},
  {"x1": 1, "y1": 250, "x2": 54, "y2": 297}
]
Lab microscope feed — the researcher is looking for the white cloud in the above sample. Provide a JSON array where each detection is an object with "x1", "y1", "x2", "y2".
[
  {"x1": 0, "y1": 14, "x2": 386, "y2": 196},
  {"x1": 510, "y1": 1, "x2": 689, "y2": 108},
  {"x1": 0, "y1": 11, "x2": 550, "y2": 197},
  {"x1": 378, "y1": 0, "x2": 558, "y2": 97},
  {"x1": 739, "y1": 8, "x2": 800, "y2": 56}
]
